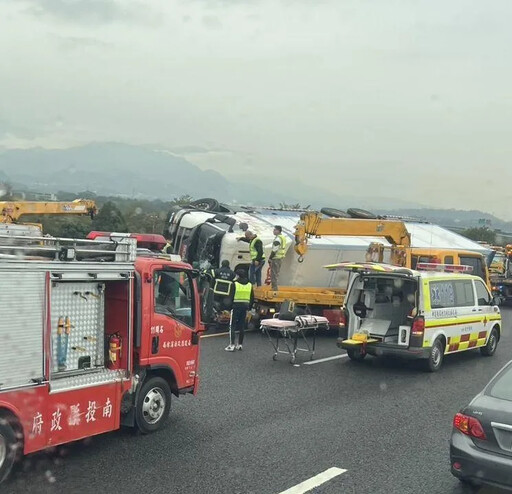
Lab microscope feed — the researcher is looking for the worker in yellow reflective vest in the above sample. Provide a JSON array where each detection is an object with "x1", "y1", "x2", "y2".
[
  {"x1": 238, "y1": 230, "x2": 266, "y2": 286},
  {"x1": 225, "y1": 269, "x2": 254, "y2": 352},
  {"x1": 268, "y1": 225, "x2": 287, "y2": 291}
]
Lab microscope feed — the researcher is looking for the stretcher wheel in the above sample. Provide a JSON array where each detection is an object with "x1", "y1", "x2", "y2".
[
  {"x1": 290, "y1": 356, "x2": 296, "y2": 364},
  {"x1": 272, "y1": 354, "x2": 278, "y2": 361},
  {"x1": 309, "y1": 354, "x2": 314, "y2": 361}
]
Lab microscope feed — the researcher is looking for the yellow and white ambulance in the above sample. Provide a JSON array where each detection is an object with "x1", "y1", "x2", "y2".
[{"x1": 329, "y1": 262, "x2": 502, "y2": 372}]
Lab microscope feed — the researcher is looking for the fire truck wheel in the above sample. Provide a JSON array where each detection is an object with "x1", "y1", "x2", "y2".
[
  {"x1": 0, "y1": 420, "x2": 18, "y2": 484},
  {"x1": 136, "y1": 377, "x2": 172, "y2": 434}
]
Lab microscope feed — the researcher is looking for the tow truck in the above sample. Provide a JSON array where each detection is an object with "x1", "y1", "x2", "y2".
[
  {"x1": 0, "y1": 232, "x2": 205, "y2": 483},
  {"x1": 490, "y1": 244, "x2": 512, "y2": 304},
  {"x1": 280, "y1": 212, "x2": 492, "y2": 327}
]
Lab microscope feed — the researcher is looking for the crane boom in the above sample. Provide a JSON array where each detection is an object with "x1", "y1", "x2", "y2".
[
  {"x1": 294, "y1": 212, "x2": 411, "y2": 259},
  {"x1": 0, "y1": 199, "x2": 97, "y2": 223}
]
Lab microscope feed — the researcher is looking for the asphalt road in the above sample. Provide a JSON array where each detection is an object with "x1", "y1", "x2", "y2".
[{"x1": 6, "y1": 310, "x2": 512, "y2": 494}]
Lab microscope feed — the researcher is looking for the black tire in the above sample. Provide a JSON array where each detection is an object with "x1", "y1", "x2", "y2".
[
  {"x1": 347, "y1": 348, "x2": 366, "y2": 361},
  {"x1": 424, "y1": 338, "x2": 444, "y2": 372},
  {"x1": 347, "y1": 208, "x2": 377, "y2": 219},
  {"x1": 136, "y1": 377, "x2": 172, "y2": 434},
  {"x1": 481, "y1": 327, "x2": 499, "y2": 357},
  {"x1": 320, "y1": 207, "x2": 350, "y2": 218},
  {"x1": 0, "y1": 419, "x2": 19, "y2": 484},
  {"x1": 190, "y1": 198, "x2": 219, "y2": 211}
]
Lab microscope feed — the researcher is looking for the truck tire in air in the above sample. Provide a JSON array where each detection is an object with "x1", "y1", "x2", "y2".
[
  {"x1": 347, "y1": 208, "x2": 378, "y2": 219},
  {"x1": 136, "y1": 377, "x2": 172, "y2": 434},
  {"x1": 190, "y1": 198, "x2": 219, "y2": 211},
  {"x1": 320, "y1": 208, "x2": 350, "y2": 218}
]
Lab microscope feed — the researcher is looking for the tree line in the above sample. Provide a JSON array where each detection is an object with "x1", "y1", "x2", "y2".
[
  {"x1": 21, "y1": 192, "x2": 194, "y2": 238},
  {"x1": 12, "y1": 189, "x2": 504, "y2": 246}
]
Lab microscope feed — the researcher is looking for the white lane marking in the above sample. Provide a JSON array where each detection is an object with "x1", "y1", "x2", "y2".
[
  {"x1": 279, "y1": 467, "x2": 347, "y2": 494},
  {"x1": 201, "y1": 332, "x2": 229, "y2": 339},
  {"x1": 303, "y1": 354, "x2": 349, "y2": 365}
]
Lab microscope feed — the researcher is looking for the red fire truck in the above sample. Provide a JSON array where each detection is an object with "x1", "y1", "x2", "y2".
[{"x1": 0, "y1": 233, "x2": 204, "y2": 483}]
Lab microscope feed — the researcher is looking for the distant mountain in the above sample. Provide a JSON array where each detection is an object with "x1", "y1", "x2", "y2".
[
  {"x1": 0, "y1": 142, "x2": 426, "y2": 208},
  {"x1": 0, "y1": 143, "x2": 232, "y2": 199},
  {"x1": 0, "y1": 143, "x2": 508, "y2": 233}
]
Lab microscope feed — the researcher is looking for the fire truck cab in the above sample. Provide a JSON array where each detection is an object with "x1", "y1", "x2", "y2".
[{"x1": 0, "y1": 234, "x2": 204, "y2": 483}]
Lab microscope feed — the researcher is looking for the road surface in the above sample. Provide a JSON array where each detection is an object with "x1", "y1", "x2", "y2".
[{"x1": 7, "y1": 310, "x2": 512, "y2": 494}]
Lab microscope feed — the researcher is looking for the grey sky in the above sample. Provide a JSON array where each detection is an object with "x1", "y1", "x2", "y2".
[{"x1": 0, "y1": 0, "x2": 511, "y2": 216}]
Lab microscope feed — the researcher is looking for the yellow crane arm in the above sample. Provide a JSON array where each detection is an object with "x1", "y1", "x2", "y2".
[
  {"x1": 294, "y1": 212, "x2": 411, "y2": 259},
  {"x1": 0, "y1": 199, "x2": 98, "y2": 223}
]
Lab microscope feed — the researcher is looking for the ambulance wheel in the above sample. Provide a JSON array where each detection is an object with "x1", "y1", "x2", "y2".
[
  {"x1": 425, "y1": 338, "x2": 444, "y2": 372},
  {"x1": 481, "y1": 327, "x2": 499, "y2": 357},
  {"x1": 0, "y1": 419, "x2": 18, "y2": 484},
  {"x1": 136, "y1": 377, "x2": 172, "y2": 434},
  {"x1": 347, "y1": 348, "x2": 366, "y2": 361}
]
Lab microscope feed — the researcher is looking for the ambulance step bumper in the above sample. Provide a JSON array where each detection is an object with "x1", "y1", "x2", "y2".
[{"x1": 337, "y1": 338, "x2": 430, "y2": 359}]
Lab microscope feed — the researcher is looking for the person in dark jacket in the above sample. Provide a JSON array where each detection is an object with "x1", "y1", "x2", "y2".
[
  {"x1": 225, "y1": 269, "x2": 254, "y2": 352},
  {"x1": 210, "y1": 260, "x2": 235, "y2": 283},
  {"x1": 210, "y1": 260, "x2": 236, "y2": 309},
  {"x1": 238, "y1": 230, "x2": 266, "y2": 286}
]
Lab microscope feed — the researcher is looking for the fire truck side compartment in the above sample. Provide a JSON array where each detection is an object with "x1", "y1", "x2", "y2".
[{"x1": 0, "y1": 271, "x2": 46, "y2": 390}]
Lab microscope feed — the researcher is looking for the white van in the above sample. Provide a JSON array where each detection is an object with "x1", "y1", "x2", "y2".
[{"x1": 334, "y1": 262, "x2": 501, "y2": 372}]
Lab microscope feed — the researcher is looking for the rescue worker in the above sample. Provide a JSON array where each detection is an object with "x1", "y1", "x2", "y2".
[
  {"x1": 238, "y1": 230, "x2": 265, "y2": 286},
  {"x1": 209, "y1": 260, "x2": 236, "y2": 307},
  {"x1": 268, "y1": 225, "x2": 287, "y2": 291},
  {"x1": 162, "y1": 234, "x2": 173, "y2": 255},
  {"x1": 210, "y1": 260, "x2": 235, "y2": 284},
  {"x1": 225, "y1": 269, "x2": 253, "y2": 352}
]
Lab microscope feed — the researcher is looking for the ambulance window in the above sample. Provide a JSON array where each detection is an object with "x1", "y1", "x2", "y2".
[
  {"x1": 460, "y1": 256, "x2": 485, "y2": 281},
  {"x1": 475, "y1": 280, "x2": 491, "y2": 306},
  {"x1": 444, "y1": 255, "x2": 454, "y2": 264},
  {"x1": 154, "y1": 270, "x2": 194, "y2": 327},
  {"x1": 429, "y1": 281, "x2": 455, "y2": 309},
  {"x1": 454, "y1": 280, "x2": 475, "y2": 307}
]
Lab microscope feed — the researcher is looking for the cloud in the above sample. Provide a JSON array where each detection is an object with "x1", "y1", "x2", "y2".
[
  {"x1": 202, "y1": 15, "x2": 223, "y2": 30},
  {"x1": 19, "y1": 0, "x2": 151, "y2": 25},
  {"x1": 0, "y1": 118, "x2": 39, "y2": 140},
  {"x1": 51, "y1": 34, "x2": 111, "y2": 51}
]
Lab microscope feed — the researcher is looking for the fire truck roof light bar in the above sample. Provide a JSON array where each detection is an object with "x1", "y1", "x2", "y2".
[{"x1": 416, "y1": 262, "x2": 474, "y2": 273}]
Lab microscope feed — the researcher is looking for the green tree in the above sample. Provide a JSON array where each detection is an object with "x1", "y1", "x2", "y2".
[
  {"x1": 462, "y1": 227, "x2": 496, "y2": 244},
  {"x1": 91, "y1": 201, "x2": 128, "y2": 232},
  {"x1": 170, "y1": 194, "x2": 193, "y2": 206}
]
